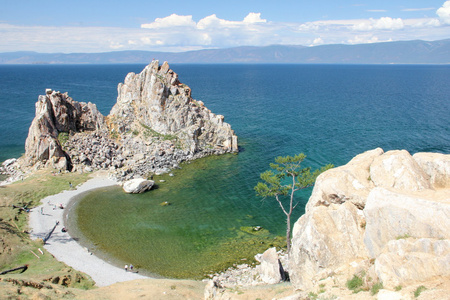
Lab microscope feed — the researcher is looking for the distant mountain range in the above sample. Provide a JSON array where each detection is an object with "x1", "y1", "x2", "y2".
[{"x1": 1, "y1": 39, "x2": 449, "y2": 64}]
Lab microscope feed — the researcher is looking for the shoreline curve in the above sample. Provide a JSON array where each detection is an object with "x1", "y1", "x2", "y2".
[{"x1": 28, "y1": 173, "x2": 149, "y2": 287}]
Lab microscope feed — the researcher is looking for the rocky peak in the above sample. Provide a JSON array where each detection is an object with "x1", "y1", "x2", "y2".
[
  {"x1": 109, "y1": 60, "x2": 238, "y2": 154},
  {"x1": 18, "y1": 61, "x2": 238, "y2": 180}
]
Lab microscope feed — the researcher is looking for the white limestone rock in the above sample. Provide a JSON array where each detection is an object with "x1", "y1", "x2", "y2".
[
  {"x1": 255, "y1": 247, "x2": 284, "y2": 284},
  {"x1": 413, "y1": 152, "x2": 450, "y2": 188},
  {"x1": 363, "y1": 187, "x2": 450, "y2": 258},
  {"x1": 305, "y1": 148, "x2": 383, "y2": 212},
  {"x1": 122, "y1": 178, "x2": 154, "y2": 193},
  {"x1": 290, "y1": 148, "x2": 450, "y2": 292},
  {"x1": 369, "y1": 150, "x2": 431, "y2": 192},
  {"x1": 290, "y1": 201, "x2": 368, "y2": 290},
  {"x1": 375, "y1": 238, "x2": 450, "y2": 289}
]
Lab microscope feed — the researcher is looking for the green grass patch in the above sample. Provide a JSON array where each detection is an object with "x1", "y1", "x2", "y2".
[
  {"x1": 346, "y1": 273, "x2": 364, "y2": 293},
  {"x1": 370, "y1": 282, "x2": 383, "y2": 295},
  {"x1": 396, "y1": 233, "x2": 411, "y2": 240},
  {"x1": 140, "y1": 122, "x2": 178, "y2": 141},
  {"x1": 57, "y1": 132, "x2": 69, "y2": 147},
  {"x1": 0, "y1": 170, "x2": 93, "y2": 289},
  {"x1": 414, "y1": 285, "x2": 427, "y2": 298}
]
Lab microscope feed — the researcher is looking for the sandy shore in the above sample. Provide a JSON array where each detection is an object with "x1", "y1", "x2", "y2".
[{"x1": 29, "y1": 174, "x2": 148, "y2": 287}]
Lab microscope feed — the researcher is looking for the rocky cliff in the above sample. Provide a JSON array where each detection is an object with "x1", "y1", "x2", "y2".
[
  {"x1": 19, "y1": 60, "x2": 238, "y2": 180},
  {"x1": 289, "y1": 148, "x2": 450, "y2": 293}
]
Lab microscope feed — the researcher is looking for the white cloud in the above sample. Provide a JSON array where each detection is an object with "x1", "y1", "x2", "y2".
[
  {"x1": 197, "y1": 14, "x2": 236, "y2": 29},
  {"x1": 437, "y1": 0, "x2": 450, "y2": 24},
  {"x1": 1, "y1": 8, "x2": 450, "y2": 53},
  {"x1": 374, "y1": 17, "x2": 404, "y2": 30},
  {"x1": 243, "y1": 13, "x2": 267, "y2": 24},
  {"x1": 141, "y1": 14, "x2": 196, "y2": 29},
  {"x1": 348, "y1": 35, "x2": 380, "y2": 44},
  {"x1": 311, "y1": 37, "x2": 324, "y2": 46},
  {"x1": 402, "y1": 7, "x2": 435, "y2": 12},
  {"x1": 353, "y1": 17, "x2": 404, "y2": 31}
]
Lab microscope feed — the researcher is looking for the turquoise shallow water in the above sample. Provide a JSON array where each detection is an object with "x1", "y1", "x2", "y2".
[{"x1": 1, "y1": 64, "x2": 449, "y2": 278}]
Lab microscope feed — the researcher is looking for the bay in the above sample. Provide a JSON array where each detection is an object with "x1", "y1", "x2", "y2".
[{"x1": 1, "y1": 63, "x2": 449, "y2": 278}]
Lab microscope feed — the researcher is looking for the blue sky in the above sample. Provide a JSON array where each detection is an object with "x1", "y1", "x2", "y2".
[{"x1": 0, "y1": 0, "x2": 449, "y2": 53}]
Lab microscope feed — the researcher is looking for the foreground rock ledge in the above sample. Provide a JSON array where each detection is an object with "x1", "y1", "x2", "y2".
[
  {"x1": 13, "y1": 60, "x2": 238, "y2": 182},
  {"x1": 289, "y1": 148, "x2": 450, "y2": 291}
]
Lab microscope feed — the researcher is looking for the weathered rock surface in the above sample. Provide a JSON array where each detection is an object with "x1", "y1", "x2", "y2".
[
  {"x1": 10, "y1": 60, "x2": 238, "y2": 182},
  {"x1": 110, "y1": 61, "x2": 238, "y2": 155},
  {"x1": 369, "y1": 150, "x2": 431, "y2": 191},
  {"x1": 122, "y1": 178, "x2": 155, "y2": 193},
  {"x1": 23, "y1": 90, "x2": 106, "y2": 171},
  {"x1": 290, "y1": 201, "x2": 368, "y2": 290},
  {"x1": 290, "y1": 148, "x2": 450, "y2": 292},
  {"x1": 305, "y1": 147, "x2": 383, "y2": 212},
  {"x1": 364, "y1": 187, "x2": 450, "y2": 257},
  {"x1": 255, "y1": 247, "x2": 285, "y2": 284},
  {"x1": 413, "y1": 152, "x2": 450, "y2": 188},
  {"x1": 375, "y1": 238, "x2": 450, "y2": 289}
]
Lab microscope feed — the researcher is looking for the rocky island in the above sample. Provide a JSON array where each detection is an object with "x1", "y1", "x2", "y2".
[{"x1": 9, "y1": 60, "x2": 237, "y2": 182}]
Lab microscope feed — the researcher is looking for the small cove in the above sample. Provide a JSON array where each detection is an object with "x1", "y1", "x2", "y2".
[{"x1": 68, "y1": 154, "x2": 291, "y2": 278}]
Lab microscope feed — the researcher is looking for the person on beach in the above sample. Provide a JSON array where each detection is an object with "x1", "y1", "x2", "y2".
[
  {"x1": 40, "y1": 207, "x2": 43, "y2": 214},
  {"x1": 69, "y1": 182, "x2": 72, "y2": 188},
  {"x1": 130, "y1": 264, "x2": 133, "y2": 271},
  {"x1": 125, "y1": 265, "x2": 128, "y2": 272}
]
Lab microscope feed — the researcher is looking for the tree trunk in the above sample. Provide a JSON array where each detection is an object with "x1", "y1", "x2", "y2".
[{"x1": 286, "y1": 213, "x2": 291, "y2": 254}]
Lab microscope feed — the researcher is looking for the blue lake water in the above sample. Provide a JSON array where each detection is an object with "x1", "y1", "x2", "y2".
[{"x1": 1, "y1": 63, "x2": 449, "y2": 278}]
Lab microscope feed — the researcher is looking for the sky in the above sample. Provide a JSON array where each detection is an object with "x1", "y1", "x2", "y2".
[{"x1": 0, "y1": 0, "x2": 449, "y2": 53}]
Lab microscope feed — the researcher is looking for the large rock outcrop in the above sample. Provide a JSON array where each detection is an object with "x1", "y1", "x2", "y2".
[
  {"x1": 109, "y1": 61, "x2": 238, "y2": 154},
  {"x1": 290, "y1": 148, "x2": 450, "y2": 291},
  {"x1": 18, "y1": 61, "x2": 238, "y2": 180},
  {"x1": 23, "y1": 89, "x2": 106, "y2": 171}
]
